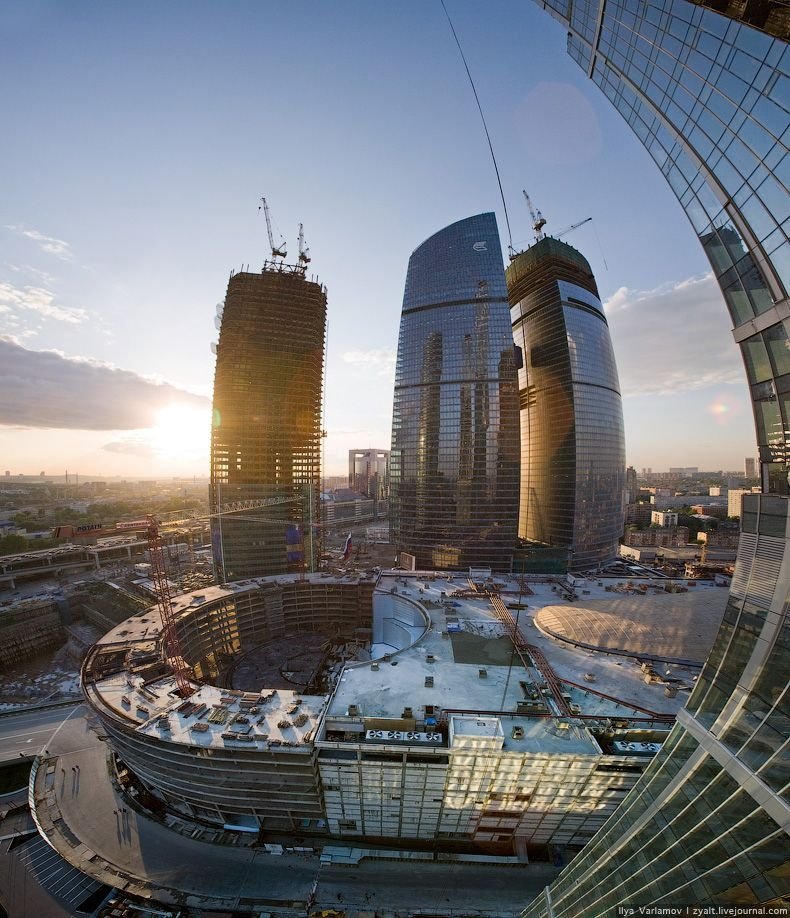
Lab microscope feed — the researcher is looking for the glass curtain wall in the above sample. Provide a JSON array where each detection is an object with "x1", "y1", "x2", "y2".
[
  {"x1": 390, "y1": 213, "x2": 520, "y2": 571},
  {"x1": 522, "y1": 0, "x2": 789, "y2": 911},
  {"x1": 508, "y1": 238, "x2": 625, "y2": 568}
]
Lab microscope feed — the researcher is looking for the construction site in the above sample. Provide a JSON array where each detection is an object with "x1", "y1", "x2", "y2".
[
  {"x1": 68, "y1": 562, "x2": 727, "y2": 870},
  {"x1": 209, "y1": 202, "x2": 327, "y2": 584},
  {"x1": 0, "y1": 515, "x2": 213, "y2": 707}
]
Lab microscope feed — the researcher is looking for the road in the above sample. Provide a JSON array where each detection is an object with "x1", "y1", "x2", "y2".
[
  {"x1": 318, "y1": 860, "x2": 558, "y2": 914},
  {"x1": 5, "y1": 704, "x2": 558, "y2": 914},
  {"x1": 0, "y1": 702, "x2": 85, "y2": 762}
]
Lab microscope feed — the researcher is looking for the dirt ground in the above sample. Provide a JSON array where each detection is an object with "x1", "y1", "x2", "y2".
[{"x1": 230, "y1": 631, "x2": 335, "y2": 692}]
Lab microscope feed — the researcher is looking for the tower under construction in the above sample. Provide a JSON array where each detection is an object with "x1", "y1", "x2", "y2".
[
  {"x1": 508, "y1": 236, "x2": 625, "y2": 569},
  {"x1": 210, "y1": 261, "x2": 327, "y2": 582}
]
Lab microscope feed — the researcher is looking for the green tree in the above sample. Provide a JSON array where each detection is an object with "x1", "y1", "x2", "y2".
[{"x1": 0, "y1": 535, "x2": 61, "y2": 556}]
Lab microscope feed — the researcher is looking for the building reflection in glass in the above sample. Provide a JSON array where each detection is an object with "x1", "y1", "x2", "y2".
[
  {"x1": 390, "y1": 213, "x2": 520, "y2": 570},
  {"x1": 508, "y1": 237, "x2": 625, "y2": 569}
]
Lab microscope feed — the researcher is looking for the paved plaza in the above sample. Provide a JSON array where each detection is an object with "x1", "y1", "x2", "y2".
[{"x1": 535, "y1": 587, "x2": 728, "y2": 663}]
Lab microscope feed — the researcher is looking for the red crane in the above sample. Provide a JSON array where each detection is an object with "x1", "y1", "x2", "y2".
[{"x1": 146, "y1": 515, "x2": 193, "y2": 697}]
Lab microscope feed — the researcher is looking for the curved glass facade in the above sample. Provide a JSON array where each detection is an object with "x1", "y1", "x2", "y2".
[
  {"x1": 522, "y1": 495, "x2": 789, "y2": 913},
  {"x1": 508, "y1": 238, "x2": 625, "y2": 568},
  {"x1": 536, "y1": 0, "x2": 789, "y2": 494},
  {"x1": 390, "y1": 213, "x2": 520, "y2": 570},
  {"x1": 523, "y1": 0, "x2": 790, "y2": 912}
]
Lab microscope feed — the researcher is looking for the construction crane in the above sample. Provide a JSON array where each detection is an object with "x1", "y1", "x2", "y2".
[
  {"x1": 556, "y1": 216, "x2": 593, "y2": 240},
  {"x1": 259, "y1": 196, "x2": 287, "y2": 261},
  {"x1": 143, "y1": 501, "x2": 316, "y2": 689},
  {"x1": 297, "y1": 223, "x2": 311, "y2": 270},
  {"x1": 145, "y1": 515, "x2": 193, "y2": 697},
  {"x1": 523, "y1": 190, "x2": 547, "y2": 241}
]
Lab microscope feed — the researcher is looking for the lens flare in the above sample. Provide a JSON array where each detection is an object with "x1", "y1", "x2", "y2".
[{"x1": 707, "y1": 394, "x2": 740, "y2": 424}]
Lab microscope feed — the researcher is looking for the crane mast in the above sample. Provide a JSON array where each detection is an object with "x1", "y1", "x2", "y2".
[
  {"x1": 146, "y1": 515, "x2": 193, "y2": 697},
  {"x1": 523, "y1": 190, "x2": 547, "y2": 241},
  {"x1": 259, "y1": 196, "x2": 287, "y2": 261},
  {"x1": 297, "y1": 223, "x2": 311, "y2": 271}
]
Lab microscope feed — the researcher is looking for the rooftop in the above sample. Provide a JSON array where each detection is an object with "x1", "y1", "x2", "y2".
[
  {"x1": 534, "y1": 588, "x2": 728, "y2": 664},
  {"x1": 86, "y1": 569, "x2": 728, "y2": 759},
  {"x1": 325, "y1": 571, "x2": 724, "y2": 741},
  {"x1": 95, "y1": 671, "x2": 324, "y2": 751}
]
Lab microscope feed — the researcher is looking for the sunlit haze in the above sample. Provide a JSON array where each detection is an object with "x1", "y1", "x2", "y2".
[{"x1": 0, "y1": 1, "x2": 757, "y2": 477}]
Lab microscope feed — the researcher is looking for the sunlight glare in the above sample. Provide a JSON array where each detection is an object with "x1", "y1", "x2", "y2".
[{"x1": 150, "y1": 403, "x2": 211, "y2": 460}]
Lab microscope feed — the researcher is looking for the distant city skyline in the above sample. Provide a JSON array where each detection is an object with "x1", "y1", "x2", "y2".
[{"x1": 0, "y1": 3, "x2": 756, "y2": 479}]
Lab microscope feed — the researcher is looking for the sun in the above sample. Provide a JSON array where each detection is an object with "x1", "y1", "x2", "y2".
[{"x1": 150, "y1": 403, "x2": 211, "y2": 461}]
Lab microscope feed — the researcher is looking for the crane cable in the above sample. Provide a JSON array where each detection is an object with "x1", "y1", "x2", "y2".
[{"x1": 439, "y1": 0, "x2": 514, "y2": 254}]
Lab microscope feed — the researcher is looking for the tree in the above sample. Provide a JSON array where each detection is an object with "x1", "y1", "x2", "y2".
[{"x1": 0, "y1": 534, "x2": 61, "y2": 556}]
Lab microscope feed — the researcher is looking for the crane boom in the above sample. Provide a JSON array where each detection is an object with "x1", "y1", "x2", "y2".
[
  {"x1": 523, "y1": 190, "x2": 547, "y2": 240},
  {"x1": 259, "y1": 196, "x2": 287, "y2": 261},
  {"x1": 556, "y1": 216, "x2": 593, "y2": 239}
]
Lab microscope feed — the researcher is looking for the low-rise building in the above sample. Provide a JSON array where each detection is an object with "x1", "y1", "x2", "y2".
[
  {"x1": 623, "y1": 526, "x2": 689, "y2": 548},
  {"x1": 690, "y1": 504, "x2": 728, "y2": 519},
  {"x1": 321, "y1": 489, "x2": 376, "y2": 527},
  {"x1": 650, "y1": 510, "x2": 678, "y2": 527},
  {"x1": 697, "y1": 528, "x2": 741, "y2": 550},
  {"x1": 624, "y1": 503, "x2": 652, "y2": 527}
]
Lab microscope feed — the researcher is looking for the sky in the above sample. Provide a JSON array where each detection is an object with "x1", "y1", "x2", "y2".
[{"x1": 0, "y1": 0, "x2": 757, "y2": 480}]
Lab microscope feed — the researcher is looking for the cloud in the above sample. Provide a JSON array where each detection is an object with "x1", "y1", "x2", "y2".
[
  {"x1": 0, "y1": 281, "x2": 87, "y2": 324},
  {"x1": 5, "y1": 263, "x2": 56, "y2": 285},
  {"x1": 102, "y1": 436, "x2": 156, "y2": 458},
  {"x1": 0, "y1": 337, "x2": 209, "y2": 430},
  {"x1": 342, "y1": 348, "x2": 396, "y2": 375},
  {"x1": 604, "y1": 273, "x2": 744, "y2": 396},
  {"x1": 4, "y1": 225, "x2": 73, "y2": 260}
]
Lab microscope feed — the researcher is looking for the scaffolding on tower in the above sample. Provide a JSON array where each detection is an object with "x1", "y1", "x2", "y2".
[{"x1": 146, "y1": 515, "x2": 194, "y2": 697}]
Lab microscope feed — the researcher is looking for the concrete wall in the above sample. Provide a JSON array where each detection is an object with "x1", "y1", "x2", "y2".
[
  {"x1": 0, "y1": 599, "x2": 64, "y2": 670},
  {"x1": 372, "y1": 592, "x2": 428, "y2": 652}
]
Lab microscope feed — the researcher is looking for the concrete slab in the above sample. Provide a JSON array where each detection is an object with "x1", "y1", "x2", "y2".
[{"x1": 534, "y1": 589, "x2": 727, "y2": 663}]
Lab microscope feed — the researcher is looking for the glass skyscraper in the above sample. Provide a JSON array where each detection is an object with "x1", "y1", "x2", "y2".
[
  {"x1": 349, "y1": 448, "x2": 390, "y2": 517},
  {"x1": 508, "y1": 237, "x2": 625, "y2": 568},
  {"x1": 210, "y1": 266, "x2": 326, "y2": 582},
  {"x1": 390, "y1": 213, "x2": 520, "y2": 570},
  {"x1": 522, "y1": 0, "x2": 789, "y2": 912}
]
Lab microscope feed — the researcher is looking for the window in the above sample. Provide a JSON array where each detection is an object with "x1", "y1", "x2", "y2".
[
  {"x1": 742, "y1": 335, "x2": 773, "y2": 383},
  {"x1": 764, "y1": 324, "x2": 790, "y2": 377}
]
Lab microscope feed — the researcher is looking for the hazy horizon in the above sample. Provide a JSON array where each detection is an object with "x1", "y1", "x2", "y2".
[{"x1": 0, "y1": 2, "x2": 757, "y2": 479}]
